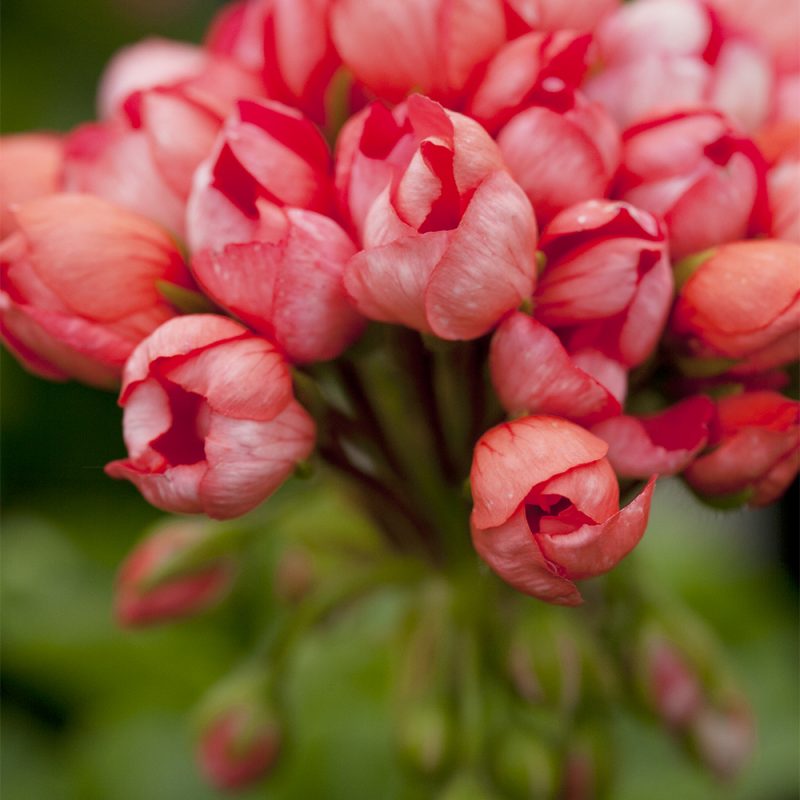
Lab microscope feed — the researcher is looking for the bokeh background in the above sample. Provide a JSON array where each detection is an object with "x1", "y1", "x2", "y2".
[{"x1": 2, "y1": 2, "x2": 798, "y2": 798}]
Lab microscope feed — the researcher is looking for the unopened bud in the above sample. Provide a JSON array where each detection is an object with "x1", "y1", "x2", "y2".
[
  {"x1": 198, "y1": 706, "x2": 280, "y2": 791},
  {"x1": 397, "y1": 699, "x2": 453, "y2": 777},
  {"x1": 274, "y1": 547, "x2": 316, "y2": 604},
  {"x1": 115, "y1": 520, "x2": 236, "y2": 626},
  {"x1": 691, "y1": 701, "x2": 754, "y2": 782},
  {"x1": 643, "y1": 636, "x2": 704, "y2": 729}
]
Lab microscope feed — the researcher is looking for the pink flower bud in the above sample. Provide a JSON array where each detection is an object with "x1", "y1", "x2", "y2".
[
  {"x1": 198, "y1": 706, "x2": 280, "y2": 791},
  {"x1": 535, "y1": 200, "x2": 672, "y2": 367},
  {"x1": 115, "y1": 521, "x2": 236, "y2": 626},
  {"x1": 643, "y1": 635, "x2": 704, "y2": 728},
  {"x1": 105, "y1": 315, "x2": 316, "y2": 518},
  {"x1": 497, "y1": 92, "x2": 621, "y2": 225},
  {"x1": 187, "y1": 98, "x2": 334, "y2": 252},
  {"x1": 691, "y1": 701, "x2": 754, "y2": 782},
  {"x1": 0, "y1": 194, "x2": 191, "y2": 387},
  {"x1": 615, "y1": 110, "x2": 770, "y2": 258},
  {"x1": 470, "y1": 416, "x2": 655, "y2": 605},
  {"x1": 97, "y1": 37, "x2": 264, "y2": 120},
  {"x1": 63, "y1": 85, "x2": 224, "y2": 237},
  {"x1": 330, "y1": 0, "x2": 506, "y2": 105},
  {"x1": 590, "y1": 396, "x2": 715, "y2": 479},
  {"x1": 0, "y1": 133, "x2": 62, "y2": 238},
  {"x1": 490, "y1": 312, "x2": 622, "y2": 426},
  {"x1": 340, "y1": 95, "x2": 537, "y2": 340},
  {"x1": 670, "y1": 240, "x2": 800, "y2": 373},
  {"x1": 206, "y1": 0, "x2": 340, "y2": 124},
  {"x1": 684, "y1": 391, "x2": 799, "y2": 507}
]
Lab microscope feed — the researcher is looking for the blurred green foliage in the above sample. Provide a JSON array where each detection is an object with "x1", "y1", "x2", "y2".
[{"x1": 1, "y1": 2, "x2": 798, "y2": 798}]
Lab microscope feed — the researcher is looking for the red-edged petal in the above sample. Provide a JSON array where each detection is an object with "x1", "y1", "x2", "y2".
[
  {"x1": 591, "y1": 396, "x2": 715, "y2": 478},
  {"x1": 489, "y1": 312, "x2": 621, "y2": 424},
  {"x1": 105, "y1": 460, "x2": 207, "y2": 515},
  {"x1": 426, "y1": 171, "x2": 537, "y2": 340},
  {"x1": 471, "y1": 416, "x2": 608, "y2": 530},
  {"x1": 537, "y1": 477, "x2": 655, "y2": 579},
  {"x1": 471, "y1": 507, "x2": 582, "y2": 605}
]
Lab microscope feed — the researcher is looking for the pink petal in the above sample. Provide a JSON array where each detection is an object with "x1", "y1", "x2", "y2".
[
  {"x1": 471, "y1": 416, "x2": 608, "y2": 530},
  {"x1": 471, "y1": 507, "x2": 582, "y2": 605},
  {"x1": 425, "y1": 170, "x2": 537, "y2": 340},
  {"x1": 537, "y1": 477, "x2": 655, "y2": 579},
  {"x1": 164, "y1": 336, "x2": 292, "y2": 421},
  {"x1": 200, "y1": 400, "x2": 316, "y2": 519},
  {"x1": 489, "y1": 312, "x2": 621, "y2": 425},
  {"x1": 591, "y1": 397, "x2": 715, "y2": 479},
  {"x1": 105, "y1": 460, "x2": 207, "y2": 515}
]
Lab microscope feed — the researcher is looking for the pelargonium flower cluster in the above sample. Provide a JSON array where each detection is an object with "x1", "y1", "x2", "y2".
[{"x1": 2, "y1": 0, "x2": 798, "y2": 791}]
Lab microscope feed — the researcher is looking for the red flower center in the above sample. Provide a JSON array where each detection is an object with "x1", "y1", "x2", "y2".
[
  {"x1": 525, "y1": 493, "x2": 595, "y2": 536},
  {"x1": 151, "y1": 381, "x2": 207, "y2": 466}
]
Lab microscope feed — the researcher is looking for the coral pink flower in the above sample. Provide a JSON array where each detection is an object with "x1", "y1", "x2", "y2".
[
  {"x1": 504, "y1": 0, "x2": 618, "y2": 36},
  {"x1": 670, "y1": 240, "x2": 800, "y2": 374},
  {"x1": 470, "y1": 416, "x2": 655, "y2": 606},
  {"x1": 97, "y1": 37, "x2": 264, "y2": 120},
  {"x1": 0, "y1": 194, "x2": 191, "y2": 387},
  {"x1": 0, "y1": 134, "x2": 63, "y2": 238},
  {"x1": 339, "y1": 95, "x2": 537, "y2": 340},
  {"x1": 115, "y1": 521, "x2": 236, "y2": 626},
  {"x1": 187, "y1": 100, "x2": 362, "y2": 363},
  {"x1": 105, "y1": 315, "x2": 316, "y2": 519},
  {"x1": 330, "y1": 0, "x2": 506, "y2": 105},
  {"x1": 199, "y1": 707, "x2": 280, "y2": 790},
  {"x1": 534, "y1": 200, "x2": 672, "y2": 367},
  {"x1": 615, "y1": 110, "x2": 770, "y2": 258},
  {"x1": 590, "y1": 396, "x2": 715, "y2": 479},
  {"x1": 489, "y1": 312, "x2": 622, "y2": 426},
  {"x1": 683, "y1": 391, "x2": 799, "y2": 507},
  {"x1": 63, "y1": 86, "x2": 223, "y2": 237},
  {"x1": 206, "y1": 0, "x2": 339, "y2": 124}
]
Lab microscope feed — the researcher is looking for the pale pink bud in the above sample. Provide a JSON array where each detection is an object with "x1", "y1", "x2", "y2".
[
  {"x1": 691, "y1": 702, "x2": 755, "y2": 782},
  {"x1": 616, "y1": 110, "x2": 770, "y2": 258},
  {"x1": 115, "y1": 521, "x2": 236, "y2": 626},
  {"x1": 643, "y1": 636, "x2": 705, "y2": 728},
  {"x1": 105, "y1": 315, "x2": 316, "y2": 518}
]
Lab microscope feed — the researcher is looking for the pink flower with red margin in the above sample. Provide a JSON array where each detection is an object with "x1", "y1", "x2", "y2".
[
  {"x1": 535, "y1": 200, "x2": 672, "y2": 368},
  {"x1": 669, "y1": 240, "x2": 800, "y2": 375},
  {"x1": 0, "y1": 194, "x2": 191, "y2": 388},
  {"x1": 585, "y1": 0, "x2": 774, "y2": 133},
  {"x1": 0, "y1": 133, "x2": 63, "y2": 238},
  {"x1": 683, "y1": 391, "x2": 799, "y2": 507},
  {"x1": 206, "y1": 0, "x2": 339, "y2": 124},
  {"x1": 614, "y1": 110, "x2": 770, "y2": 258},
  {"x1": 490, "y1": 312, "x2": 622, "y2": 426},
  {"x1": 115, "y1": 520, "x2": 236, "y2": 626},
  {"x1": 97, "y1": 37, "x2": 264, "y2": 120},
  {"x1": 63, "y1": 86, "x2": 224, "y2": 237},
  {"x1": 590, "y1": 396, "x2": 715, "y2": 479},
  {"x1": 187, "y1": 99, "x2": 363, "y2": 363},
  {"x1": 330, "y1": 0, "x2": 506, "y2": 105},
  {"x1": 198, "y1": 706, "x2": 280, "y2": 791},
  {"x1": 339, "y1": 94, "x2": 537, "y2": 340},
  {"x1": 470, "y1": 416, "x2": 655, "y2": 606},
  {"x1": 105, "y1": 315, "x2": 315, "y2": 519}
]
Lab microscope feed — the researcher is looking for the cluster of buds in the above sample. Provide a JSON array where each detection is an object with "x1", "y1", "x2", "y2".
[{"x1": 2, "y1": 0, "x2": 797, "y2": 793}]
